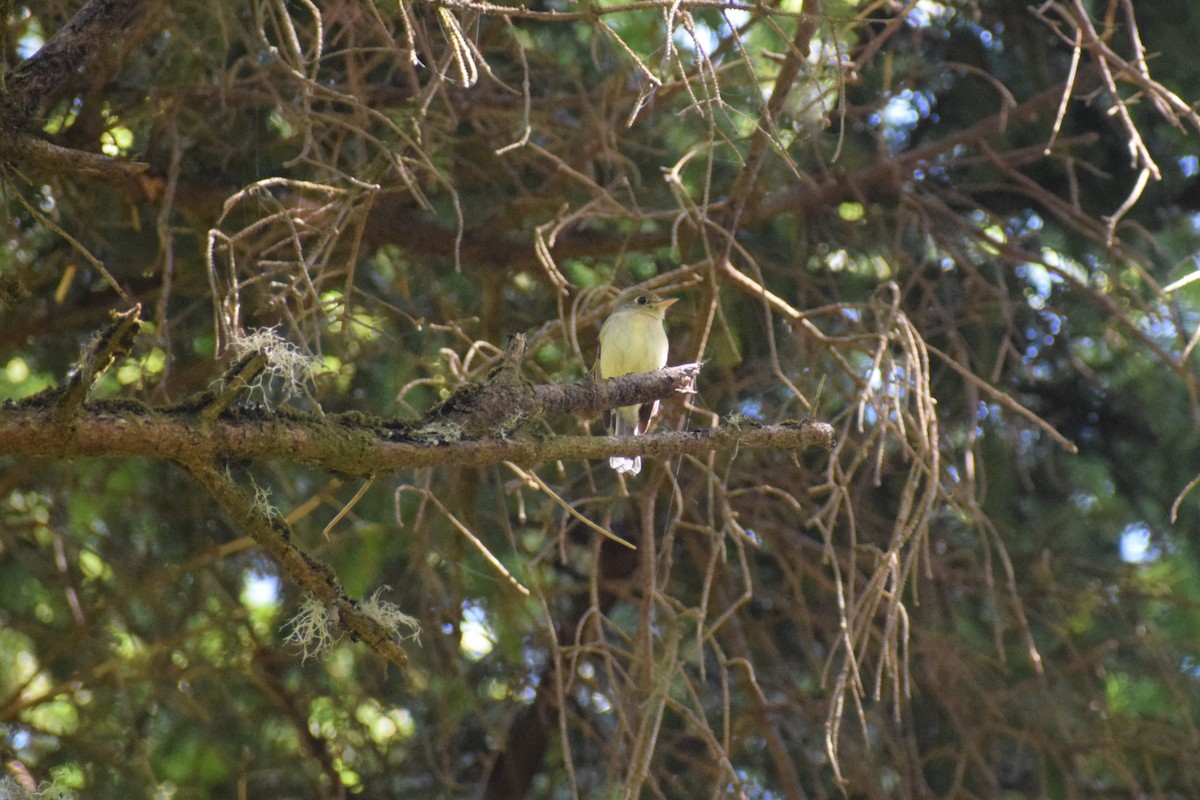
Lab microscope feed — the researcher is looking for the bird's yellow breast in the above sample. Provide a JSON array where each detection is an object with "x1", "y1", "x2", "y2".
[{"x1": 598, "y1": 308, "x2": 669, "y2": 379}]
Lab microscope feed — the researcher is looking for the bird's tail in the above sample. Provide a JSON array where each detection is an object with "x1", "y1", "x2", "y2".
[{"x1": 609, "y1": 406, "x2": 642, "y2": 475}]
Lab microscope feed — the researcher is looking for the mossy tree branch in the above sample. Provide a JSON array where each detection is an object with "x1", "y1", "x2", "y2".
[
  {"x1": 182, "y1": 460, "x2": 413, "y2": 669},
  {"x1": 0, "y1": 386, "x2": 831, "y2": 471},
  {"x1": 0, "y1": 0, "x2": 153, "y2": 182}
]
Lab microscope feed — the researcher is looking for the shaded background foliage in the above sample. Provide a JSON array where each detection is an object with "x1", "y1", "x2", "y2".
[{"x1": 3, "y1": 0, "x2": 1200, "y2": 797}]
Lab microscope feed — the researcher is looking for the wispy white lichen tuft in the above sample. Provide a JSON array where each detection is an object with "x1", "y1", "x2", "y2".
[
  {"x1": 283, "y1": 589, "x2": 420, "y2": 663},
  {"x1": 230, "y1": 327, "x2": 326, "y2": 403},
  {"x1": 283, "y1": 596, "x2": 339, "y2": 662},
  {"x1": 361, "y1": 586, "x2": 421, "y2": 644}
]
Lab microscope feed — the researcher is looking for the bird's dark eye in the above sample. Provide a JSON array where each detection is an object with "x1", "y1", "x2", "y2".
[{"x1": 636, "y1": 296, "x2": 648, "y2": 305}]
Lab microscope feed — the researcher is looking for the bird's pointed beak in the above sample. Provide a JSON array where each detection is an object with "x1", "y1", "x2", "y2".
[{"x1": 655, "y1": 297, "x2": 679, "y2": 311}]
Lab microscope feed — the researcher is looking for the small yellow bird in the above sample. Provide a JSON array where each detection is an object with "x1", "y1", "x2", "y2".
[{"x1": 597, "y1": 288, "x2": 678, "y2": 475}]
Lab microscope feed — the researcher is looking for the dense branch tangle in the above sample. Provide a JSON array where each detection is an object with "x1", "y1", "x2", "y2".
[
  {"x1": 0, "y1": 306, "x2": 832, "y2": 668},
  {"x1": 4, "y1": 0, "x2": 1200, "y2": 797}
]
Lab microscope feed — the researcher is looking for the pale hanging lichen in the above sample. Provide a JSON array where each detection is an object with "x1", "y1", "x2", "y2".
[
  {"x1": 284, "y1": 588, "x2": 419, "y2": 662},
  {"x1": 229, "y1": 327, "x2": 327, "y2": 405}
]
